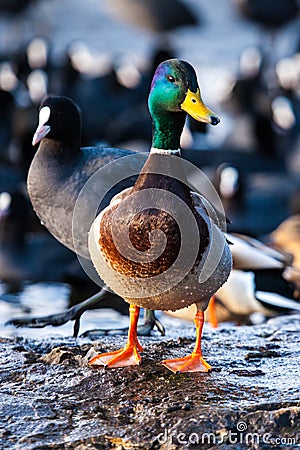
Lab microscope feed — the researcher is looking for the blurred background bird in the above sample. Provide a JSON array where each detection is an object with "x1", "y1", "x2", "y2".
[{"x1": 165, "y1": 232, "x2": 300, "y2": 326}]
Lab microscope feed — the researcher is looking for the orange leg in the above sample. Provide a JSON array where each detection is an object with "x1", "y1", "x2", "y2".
[
  {"x1": 89, "y1": 304, "x2": 143, "y2": 368},
  {"x1": 162, "y1": 309, "x2": 212, "y2": 373},
  {"x1": 207, "y1": 295, "x2": 218, "y2": 328}
]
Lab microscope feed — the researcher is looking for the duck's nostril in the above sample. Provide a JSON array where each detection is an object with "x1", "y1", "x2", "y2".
[{"x1": 211, "y1": 116, "x2": 220, "y2": 126}]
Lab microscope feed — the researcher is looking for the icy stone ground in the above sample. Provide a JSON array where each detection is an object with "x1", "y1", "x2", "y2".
[{"x1": 0, "y1": 314, "x2": 299, "y2": 449}]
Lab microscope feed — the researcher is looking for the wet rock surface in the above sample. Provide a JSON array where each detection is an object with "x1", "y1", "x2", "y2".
[{"x1": 1, "y1": 315, "x2": 300, "y2": 449}]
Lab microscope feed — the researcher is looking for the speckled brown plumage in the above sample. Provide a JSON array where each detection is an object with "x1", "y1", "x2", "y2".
[
  {"x1": 99, "y1": 194, "x2": 209, "y2": 280},
  {"x1": 98, "y1": 152, "x2": 209, "y2": 280}
]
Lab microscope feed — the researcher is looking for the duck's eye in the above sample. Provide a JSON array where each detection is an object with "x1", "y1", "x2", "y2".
[{"x1": 167, "y1": 75, "x2": 175, "y2": 83}]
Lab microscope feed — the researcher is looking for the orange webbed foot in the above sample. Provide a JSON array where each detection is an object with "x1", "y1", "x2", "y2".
[
  {"x1": 89, "y1": 304, "x2": 143, "y2": 369},
  {"x1": 161, "y1": 309, "x2": 212, "y2": 373},
  {"x1": 89, "y1": 340, "x2": 143, "y2": 368},
  {"x1": 162, "y1": 352, "x2": 212, "y2": 373}
]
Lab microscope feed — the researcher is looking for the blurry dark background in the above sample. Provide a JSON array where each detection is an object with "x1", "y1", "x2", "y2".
[{"x1": 1, "y1": 0, "x2": 300, "y2": 335}]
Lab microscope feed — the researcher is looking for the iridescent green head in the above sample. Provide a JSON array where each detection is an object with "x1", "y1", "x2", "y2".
[
  {"x1": 148, "y1": 59, "x2": 219, "y2": 150},
  {"x1": 149, "y1": 59, "x2": 219, "y2": 125}
]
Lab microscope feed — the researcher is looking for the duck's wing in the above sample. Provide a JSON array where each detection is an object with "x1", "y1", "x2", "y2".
[
  {"x1": 191, "y1": 191, "x2": 229, "y2": 230},
  {"x1": 225, "y1": 233, "x2": 287, "y2": 270}
]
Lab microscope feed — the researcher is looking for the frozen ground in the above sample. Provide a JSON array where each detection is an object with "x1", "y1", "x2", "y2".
[{"x1": 1, "y1": 314, "x2": 300, "y2": 449}]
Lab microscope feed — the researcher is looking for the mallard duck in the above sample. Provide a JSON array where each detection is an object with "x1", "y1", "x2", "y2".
[
  {"x1": 166, "y1": 232, "x2": 300, "y2": 326},
  {"x1": 88, "y1": 59, "x2": 232, "y2": 373}
]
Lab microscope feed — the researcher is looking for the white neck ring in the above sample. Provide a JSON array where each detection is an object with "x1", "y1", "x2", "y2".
[{"x1": 150, "y1": 147, "x2": 181, "y2": 155}]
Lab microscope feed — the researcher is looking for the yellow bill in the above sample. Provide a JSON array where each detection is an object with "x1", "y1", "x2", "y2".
[{"x1": 180, "y1": 89, "x2": 220, "y2": 126}]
